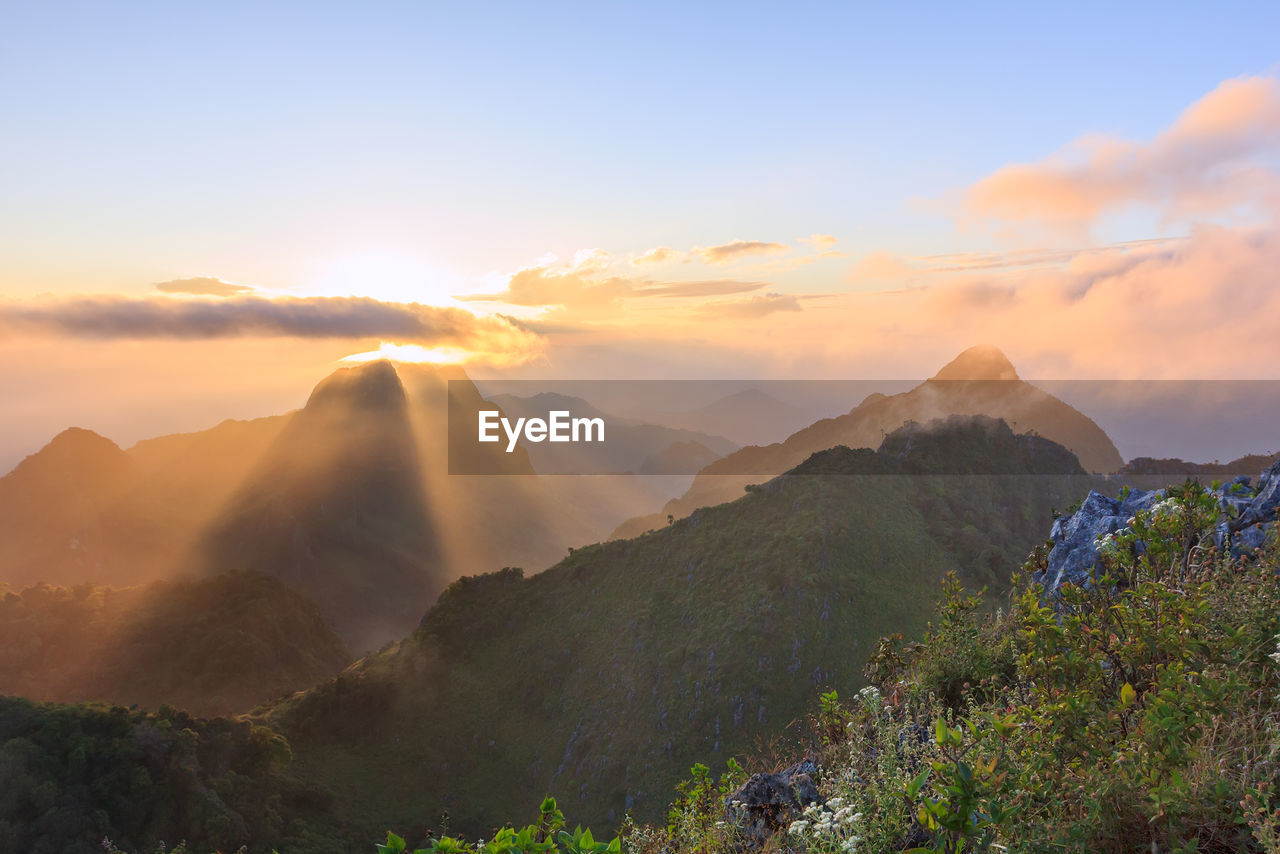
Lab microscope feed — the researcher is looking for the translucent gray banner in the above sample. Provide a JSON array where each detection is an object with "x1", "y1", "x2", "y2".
[{"x1": 446, "y1": 379, "x2": 1280, "y2": 476}]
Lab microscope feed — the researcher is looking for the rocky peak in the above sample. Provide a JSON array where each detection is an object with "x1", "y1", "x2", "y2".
[
  {"x1": 931, "y1": 345, "x2": 1020, "y2": 382},
  {"x1": 303, "y1": 359, "x2": 409, "y2": 415}
]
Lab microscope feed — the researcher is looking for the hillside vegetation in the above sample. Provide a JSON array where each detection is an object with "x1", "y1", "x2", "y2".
[
  {"x1": 64, "y1": 443, "x2": 1280, "y2": 854},
  {"x1": 263, "y1": 417, "x2": 1097, "y2": 841}
]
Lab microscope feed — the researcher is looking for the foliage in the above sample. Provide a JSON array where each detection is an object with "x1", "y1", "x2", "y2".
[
  {"x1": 0, "y1": 696, "x2": 330, "y2": 854},
  {"x1": 371, "y1": 799, "x2": 619, "y2": 854},
  {"x1": 656, "y1": 480, "x2": 1280, "y2": 852}
]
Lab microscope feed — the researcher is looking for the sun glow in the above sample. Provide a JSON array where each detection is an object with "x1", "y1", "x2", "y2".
[
  {"x1": 341, "y1": 342, "x2": 472, "y2": 364},
  {"x1": 303, "y1": 249, "x2": 472, "y2": 306}
]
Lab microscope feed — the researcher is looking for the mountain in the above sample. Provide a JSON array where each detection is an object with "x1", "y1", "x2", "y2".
[
  {"x1": 612, "y1": 346, "x2": 1123, "y2": 539},
  {"x1": 1118, "y1": 450, "x2": 1280, "y2": 476},
  {"x1": 646, "y1": 388, "x2": 812, "y2": 449},
  {"x1": 0, "y1": 412, "x2": 291, "y2": 593},
  {"x1": 0, "y1": 360, "x2": 681, "y2": 654},
  {"x1": 0, "y1": 571, "x2": 350, "y2": 716},
  {"x1": 0, "y1": 428, "x2": 135, "y2": 589},
  {"x1": 265, "y1": 416, "x2": 1099, "y2": 838},
  {"x1": 197, "y1": 360, "x2": 447, "y2": 652},
  {"x1": 9, "y1": 445, "x2": 1277, "y2": 854},
  {"x1": 485, "y1": 392, "x2": 739, "y2": 474},
  {"x1": 128, "y1": 412, "x2": 291, "y2": 527}
]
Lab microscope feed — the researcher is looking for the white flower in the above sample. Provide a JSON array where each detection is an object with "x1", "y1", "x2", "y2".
[
  {"x1": 827, "y1": 797, "x2": 845, "y2": 810},
  {"x1": 788, "y1": 820, "x2": 809, "y2": 834}
]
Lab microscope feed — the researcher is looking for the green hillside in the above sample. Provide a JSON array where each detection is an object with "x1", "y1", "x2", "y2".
[
  {"x1": 0, "y1": 696, "x2": 337, "y2": 854},
  {"x1": 265, "y1": 416, "x2": 1098, "y2": 841}
]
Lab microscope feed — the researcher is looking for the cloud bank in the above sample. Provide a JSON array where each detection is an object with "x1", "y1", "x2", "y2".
[
  {"x1": 962, "y1": 74, "x2": 1280, "y2": 235},
  {"x1": 0, "y1": 295, "x2": 541, "y2": 362}
]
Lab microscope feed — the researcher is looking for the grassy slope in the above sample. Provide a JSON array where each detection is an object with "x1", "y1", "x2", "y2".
[{"x1": 269, "y1": 418, "x2": 1100, "y2": 842}]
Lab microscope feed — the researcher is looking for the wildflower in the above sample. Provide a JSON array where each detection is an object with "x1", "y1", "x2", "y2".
[{"x1": 788, "y1": 820, "x2": 809, "y2": 834}]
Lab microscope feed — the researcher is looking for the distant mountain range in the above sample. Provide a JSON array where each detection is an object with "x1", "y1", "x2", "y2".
[
  {"x1": 0, "y1": 344, "x2": 1258, "y2": 703},
  {"x1": 1118, "y1": 451, "x2": 1280, "y2": 476},
  {"x1": 3, "y1": 345, "x2": 1274, "y2": 853},
  {"x1": 612, "y1": 346, "x2": 1124, "y2": 539},
  {"x1": 0, "y1": 362, "x2": 671, "y2": 651}
]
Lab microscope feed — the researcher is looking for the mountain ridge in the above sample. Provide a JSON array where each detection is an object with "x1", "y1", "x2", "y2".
[{"x1": 612, "y1": 346, "x2": 1123, "y2": 539}]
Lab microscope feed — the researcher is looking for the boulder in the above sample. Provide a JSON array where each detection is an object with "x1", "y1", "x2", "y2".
[{"x1": 724, "y1": 758, "x2": 821, "y2": 848}]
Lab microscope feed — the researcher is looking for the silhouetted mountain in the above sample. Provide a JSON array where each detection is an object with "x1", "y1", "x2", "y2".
[
  {"x1": 931, "y1": 344, "x2": 1020, "y2": 381},
  {"x1": 198, "y1": 361, "x2": 444, "y2": 652},
  {"x1": 0, "y1": 361, "x2": 682, "y2": 656},
  {"x1": 267, "y1": 416, "x2": 1100, "y2": 837},
  {"x1": 613, "y1": 346, "x2": 1123, "y2": 538},
  {"x1": 0, "y1": 428, "x2": 144, "y2": 588},
  {"x1": 0, "y1": 571, "x2": 350, "y2": 716},
  {"x1": 0, "y1": 413, "x2": 293, "y2": 592}
]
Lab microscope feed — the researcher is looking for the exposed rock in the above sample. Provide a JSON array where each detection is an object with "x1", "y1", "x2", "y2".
[
  {"x1": 724, "y1": 758, "x2": 821, "y2": 848},
  {"x1": 1225, "y1": 458, "x2": 1280, "y2": 535},
  {"x1": 1036, "y1": 488, "x2": 1163, "y2": 594},
  {"x1": 1036, "y1": 457, "x2": 1280, "y2": 599}
]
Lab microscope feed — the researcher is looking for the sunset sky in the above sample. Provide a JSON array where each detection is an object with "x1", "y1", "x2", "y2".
[{"x1": 2, "y1": 1, "x2": 1280, "y2": 465}]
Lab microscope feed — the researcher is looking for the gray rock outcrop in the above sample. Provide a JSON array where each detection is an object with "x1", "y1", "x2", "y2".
[{"x1": 1035, "y1": 457, "x2": 1280, "y2": 599}]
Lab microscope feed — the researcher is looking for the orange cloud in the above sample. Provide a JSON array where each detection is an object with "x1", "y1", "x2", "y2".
[
  {"x1": 459, "y1": 263, "x2": 767, "y2": 310},
  {"x1": 461, "y1": 266, "x2": 634, "y2": 308},
  {"x1": 692, "y1": 239, "x2": 790, "y2": 265},
  {"x1": 962, "y1": 75, "x2": 1280, "y2": 236},
  {"x1": 154, "y1": 276, "x2": 253, "y2": 296},
  {"x1": 798, "y1": 233, "x2": 838, "y2": 249},
  {"x1": 632, "y1": 246, "x2": 681, "y2": 265}
]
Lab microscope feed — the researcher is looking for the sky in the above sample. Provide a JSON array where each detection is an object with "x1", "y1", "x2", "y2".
[{"x1": 2, "y1": 1, "x2": 1280, "y2": 465}]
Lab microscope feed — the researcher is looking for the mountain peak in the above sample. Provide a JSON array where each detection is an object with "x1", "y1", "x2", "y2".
[
  {"x1": 2, "y1": 426, "x2": 130, "y2": 496},
  {"x1": 46, "y1": 426, "x2": 121, "y2": 453},
  {"x1": 931, "y1": 345, "x2": 1020, "y2": 381},
  {"x1": 305, "y1": 359, "x2": 408, "y2": 413}
]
